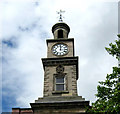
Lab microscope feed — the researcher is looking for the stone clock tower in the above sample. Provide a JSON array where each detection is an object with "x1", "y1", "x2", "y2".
[
  {"x1": 42, "y1": 22, "x2": 78, "y2": 97},
  {"x1": 12, "y1": 21, "x2": 89, "y2": 113},
  {"x1": 30, "y1": 21, "x2": 89, "y2": 113}
]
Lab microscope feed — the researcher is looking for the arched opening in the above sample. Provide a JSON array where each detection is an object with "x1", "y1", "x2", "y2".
[{"x1": 58, "y1": 30, "x2": 63, "y2": 38}]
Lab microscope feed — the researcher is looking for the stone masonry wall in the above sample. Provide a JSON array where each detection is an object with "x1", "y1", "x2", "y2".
[{"x1": 44, "y1": 65, "x2": 78, "y2": 97}]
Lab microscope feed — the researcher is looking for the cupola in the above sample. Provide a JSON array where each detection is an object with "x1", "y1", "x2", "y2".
[{"x1": 52, "y1": 22, "x2": 70, "y2": 39}]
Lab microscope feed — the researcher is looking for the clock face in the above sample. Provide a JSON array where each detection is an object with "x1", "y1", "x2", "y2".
[{"x1": 52, "y1": 43, "x2": 68, "y2": 56}]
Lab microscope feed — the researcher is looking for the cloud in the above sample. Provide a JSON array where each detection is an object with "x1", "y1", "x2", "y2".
[
  {"x1": 1, "y1": 0, "x2": 118, "y2": 112},
  {"x1": 74, "y1": 3, "x2": 118, "y2": 102}
]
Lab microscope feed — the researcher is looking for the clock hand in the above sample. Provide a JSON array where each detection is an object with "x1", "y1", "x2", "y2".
[{"x1": 60, "y1": 45, "x2": 61, "y2": 51}]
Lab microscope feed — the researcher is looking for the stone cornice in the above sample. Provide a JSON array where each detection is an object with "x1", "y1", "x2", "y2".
[
  {"x1": 46, "y1": 38, "x2": 74, "y2": 45},
  {"x1": 41, "y1": 56, "x2": 79, "y2": 80}
]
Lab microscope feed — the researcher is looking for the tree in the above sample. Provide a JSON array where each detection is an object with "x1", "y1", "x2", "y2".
[
  {"x1": 88, "y1": 35, "x2": 120, "y2": 113},
  {"x1": 105, "y1": 34, "x2": 120, "y2": 61}
]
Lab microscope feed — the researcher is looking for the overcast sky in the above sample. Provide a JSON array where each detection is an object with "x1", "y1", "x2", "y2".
[{"x1": 1, "y1": 0, "x2": 119, "y2": 112}]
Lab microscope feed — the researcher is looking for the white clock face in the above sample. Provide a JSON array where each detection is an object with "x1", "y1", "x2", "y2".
[{"x1": 52, "y1": 43, "x2": 68, "y2": 56}]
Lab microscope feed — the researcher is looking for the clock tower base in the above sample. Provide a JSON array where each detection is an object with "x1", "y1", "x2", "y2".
[{"x1": 30, "y1": 96, "x2": 89, "y2": 113}]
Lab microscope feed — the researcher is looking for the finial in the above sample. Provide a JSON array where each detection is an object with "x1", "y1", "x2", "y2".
[{"x1": 57, "y1": 10, "x2": 65, "y2": 22}]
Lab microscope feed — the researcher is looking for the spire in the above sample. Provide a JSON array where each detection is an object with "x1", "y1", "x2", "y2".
[{"x1": 57, "y1": 10, "x2": 65, "y2": 22}]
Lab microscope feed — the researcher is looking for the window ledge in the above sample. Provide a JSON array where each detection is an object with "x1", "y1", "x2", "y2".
[{"x1": 52, "y1": 91, "x2": 69, "y2": 94}]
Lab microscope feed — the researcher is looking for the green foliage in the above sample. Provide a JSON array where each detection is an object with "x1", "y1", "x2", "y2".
[
  {"x1": 87, "y1": 35, "x2": 120, "y2": 113},
  {"x1": 105, "y1": 36, "x2": 120, "y2": 60}
]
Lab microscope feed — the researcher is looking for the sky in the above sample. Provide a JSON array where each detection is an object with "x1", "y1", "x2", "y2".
[{"x1": 0, "y1": 0, "x2": 119, "y2": 112}]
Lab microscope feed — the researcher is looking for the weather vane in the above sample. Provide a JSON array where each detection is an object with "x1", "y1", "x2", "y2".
[{"x1": 57, "y1": 10, "x2": 65, "y2": 22}]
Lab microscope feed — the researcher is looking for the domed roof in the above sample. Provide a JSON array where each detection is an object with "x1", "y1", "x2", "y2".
[{"x1": 52, "y1": 22, "x2": 70, "y2": 33}]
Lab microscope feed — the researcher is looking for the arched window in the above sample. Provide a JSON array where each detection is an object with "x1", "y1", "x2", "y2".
[{"x1": 58, "y1": 30, "x2": 63, "y2": 38}]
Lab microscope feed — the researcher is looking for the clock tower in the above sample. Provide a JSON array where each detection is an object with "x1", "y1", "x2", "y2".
[
  {"x1": 42, "y1": 22, "x2": 78, "y2": 97},
  {"x1": 12, "y1": 15, "x2": 89, "y2": 113},
  {"x1": 30, "y1": 21, "x2": 90, "y2": 113}
]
